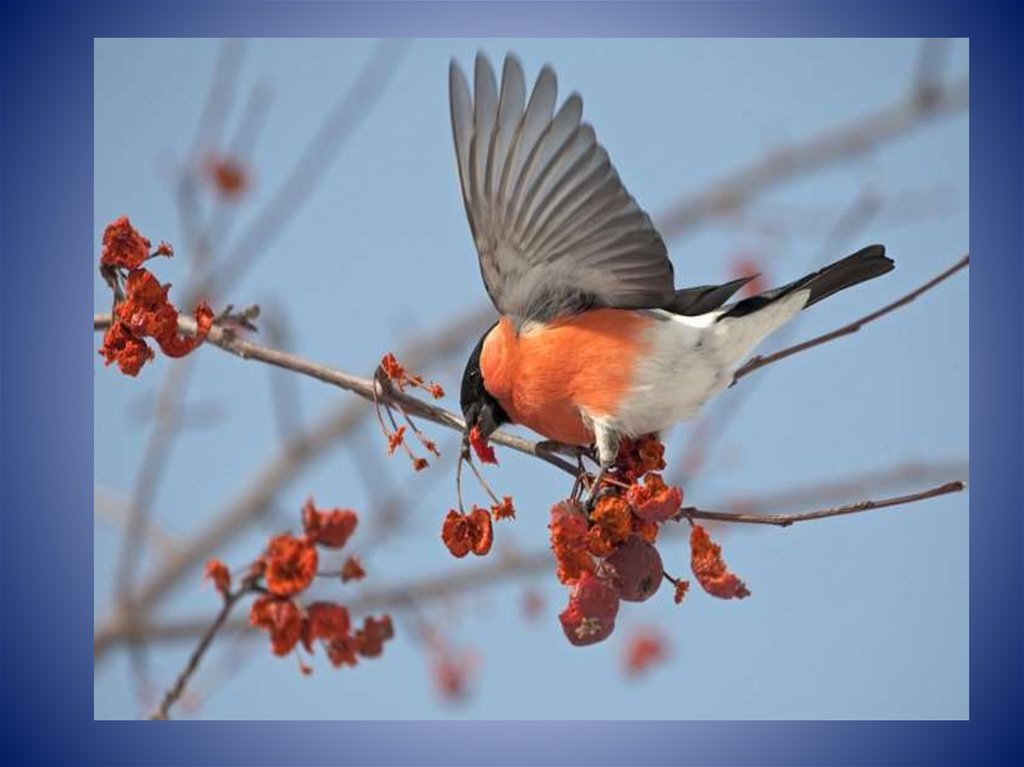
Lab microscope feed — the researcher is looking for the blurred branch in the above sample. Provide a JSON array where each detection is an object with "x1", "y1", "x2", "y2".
[
  {"x1": 94, "y1": 306, "x2": 493, "y2": 662},
  {"x1": 115, "y1": 39, "x2": 255, "y2": 620},
  {"x1": 103, "y1": 548, "x2": 553, "y2": 647},
  {"x1": 108, "y1": 39, "x2": 411, "y2": 623},
  {"x1": 205, "y1": 40, "x2": 410, "y2": 300},
  {"x1": 187, "y1": 39, "x2": 247, "y2": 165},
  {"x1": 112, "y1": 362, "x2": 197, "y2": 609},
  {"x1": 95, "y1": 487, "x2": 181, "y2": 562},
  {"x1": 114, "y1": 39, "x2": 256, "y2": 705},
  {"x1": 179, "y1": 40, "x2": 247, "y2": 261},
  {"x1": 125, "y1": 392, "x2": 227, "y2": 432},
  {"x1": 912, "y1": 39, "x2": 952, "y2": 108},
  {"x1": 97, "y1": 478, "x2": 966, "y2": 650},
  {"x1": 347, "y1": 432, "x2": 462, "y2": 553},
  {"x1": 730, "y1": 184, "x2": 958, "y2": 238},
  {"x1": 655, "y1": 75, "x2": 968, "y2": 239},
  {"x1": 194, "y1": 81, "x2": 274, "y2": 267},
  {"x1": 732, "y1": 254, "x2": 969, "y2": 383},
  {"x1": 260, "y1": 302, "x2": 302, "y2": 441}
]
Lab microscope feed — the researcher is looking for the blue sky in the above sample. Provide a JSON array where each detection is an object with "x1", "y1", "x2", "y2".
[{"x1": 94, "y1": 38, "x2": 969, "y2": 719}]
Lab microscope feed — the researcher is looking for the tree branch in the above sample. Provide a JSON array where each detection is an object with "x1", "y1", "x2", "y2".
[
  {"x1": 93, "y1": 313, "x2": 579, "y2": 477},
  {"x1": 675, "y1": 480, "x2": 965, "y2": 527},
  {"x1": 715, "y1": 459, "x2": 969, "y2": 516},
  {"x1": 732, "y1": 254, "x2": 969, "y2": 383},
  {"x1": 149, "y1": 580, "x2": 256, "y2": 720}
]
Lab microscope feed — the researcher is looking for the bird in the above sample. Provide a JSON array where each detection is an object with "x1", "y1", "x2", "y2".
[{"x1": 451, "y1": 52, "x2": 894, "y2": 482}]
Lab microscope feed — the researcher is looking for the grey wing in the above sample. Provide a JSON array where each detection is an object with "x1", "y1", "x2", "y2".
[{"x1": 449, "y1": 53, "x2": 675, "y2": 324}]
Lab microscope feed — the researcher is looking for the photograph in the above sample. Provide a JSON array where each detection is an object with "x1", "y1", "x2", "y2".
[{"x1": 92, "y1": 37, "x2": 969, "y2": 721}]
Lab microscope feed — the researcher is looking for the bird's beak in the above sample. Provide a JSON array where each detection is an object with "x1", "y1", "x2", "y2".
[
  {"x1": 461, "y1": 403, "x2": 498, "y2": 458},
  {"x1": 461, "y1": 404, "x2": 480, "y2": 458},
  {"x1": 474, "y1": 405, "x2": 499, "y2": 442}
]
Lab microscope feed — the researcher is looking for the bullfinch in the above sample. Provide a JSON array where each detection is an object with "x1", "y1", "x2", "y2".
[{"x1": 452, "y1": 53, "x2": 894, "y2": 477}]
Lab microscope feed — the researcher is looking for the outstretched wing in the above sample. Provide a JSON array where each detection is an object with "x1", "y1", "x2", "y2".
[{"x1": 449, "y1": 53, "x2": 675, "y2": 324}]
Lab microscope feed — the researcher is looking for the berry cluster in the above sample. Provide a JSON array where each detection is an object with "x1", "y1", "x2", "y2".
[
  {"x1": 375, "y1": 353, "x2": 446, "y2": 472},
  {"x1": 205, "y1": 499, "x2": 394, "y2": 674},
  {"x1": 97, "y1": 217, "x2": 213, "y2": 376},
  {"x1": 546, "y1": 436, "x2": 750, "y2": 646},
  {"x1": 441, "y1": 428, "x2": 752, "y2": 648}
]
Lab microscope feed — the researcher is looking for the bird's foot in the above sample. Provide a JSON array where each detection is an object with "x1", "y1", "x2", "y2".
[{"x1": 582, "y1": 465, "x2": 617, "y2": 514}]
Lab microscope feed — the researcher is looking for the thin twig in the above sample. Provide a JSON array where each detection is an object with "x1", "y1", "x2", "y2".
[
  {"x1": 732, "y1": 254, "x2": 969, "y2": 383},
  {"x1": 149, "y1": 580, "x2": 255, "y2": 720},
  {"x1": 675, "y1": 480, "x2": 965, "y2": 527},
  {"x1": 716, "y1": 459, "x2": 968, "y2": 516}
]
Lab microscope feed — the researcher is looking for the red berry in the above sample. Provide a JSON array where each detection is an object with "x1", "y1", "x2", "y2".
[
  {"x1": 605, "y1": 536, "x2": 663, "y2": 602},
  {"x1": 558, "y1": 571, "x2": 620, "y2": 646}
]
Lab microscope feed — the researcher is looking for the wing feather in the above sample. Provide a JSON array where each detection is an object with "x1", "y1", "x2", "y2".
[
  {"x1": 497, "y1": 65, "x2": 557, "y2": 226},
  {"x1": 484, "y1": 56, "x2": 526, "y2": 206},
  {"x1": 449, "y1": 61, "x2": 475, "y2": 240},
  {"x1": 450, "y1": 53, "x2": 674, "y2": 322},
  {"x1": 469, "y1": 54, "x2": 498, "y2": 222}
]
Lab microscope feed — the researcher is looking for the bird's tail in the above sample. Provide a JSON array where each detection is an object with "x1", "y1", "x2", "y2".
[{"x1": 718, "y1": 245, "x2": 894, "y2": 320}]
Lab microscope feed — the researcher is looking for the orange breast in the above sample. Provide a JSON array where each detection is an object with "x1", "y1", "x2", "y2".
[{"x1": 479, "y1": 310, "x2": 652, "y2": 445}]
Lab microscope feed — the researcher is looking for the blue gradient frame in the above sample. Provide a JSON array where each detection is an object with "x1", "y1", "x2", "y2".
[{"x1": 1, "y1": 1, "x2": 1019, "y2": 765}]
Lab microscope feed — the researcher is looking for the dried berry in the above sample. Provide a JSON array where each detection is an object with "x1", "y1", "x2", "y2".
[
  {"x1": 605, "y1": 536, "x2": 663, "y2": 602},
  {"x1": 558, "y1": 571, "x2": 620, "y2": 646}
]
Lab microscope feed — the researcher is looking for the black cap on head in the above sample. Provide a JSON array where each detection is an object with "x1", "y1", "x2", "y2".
[{"x1": 460, "y1": 325, "x2": 510, "y2": 451}]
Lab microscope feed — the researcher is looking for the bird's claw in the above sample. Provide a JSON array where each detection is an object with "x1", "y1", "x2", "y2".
[{"x1": 582, "y1": 465, "x2": 614, "y2": 514}]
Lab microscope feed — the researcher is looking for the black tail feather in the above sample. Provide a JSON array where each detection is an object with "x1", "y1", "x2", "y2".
[
  {"x1": 667, "y1": 275, "x2": 758, "y2": 316},
  {"x1": 718, "y1": 244, "x2": 893, "y2": 320}
]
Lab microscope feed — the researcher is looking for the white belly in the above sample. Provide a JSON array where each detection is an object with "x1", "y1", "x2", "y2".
[{"x1": 610, "y1": 294, "x2": 808, "y2": 437}]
